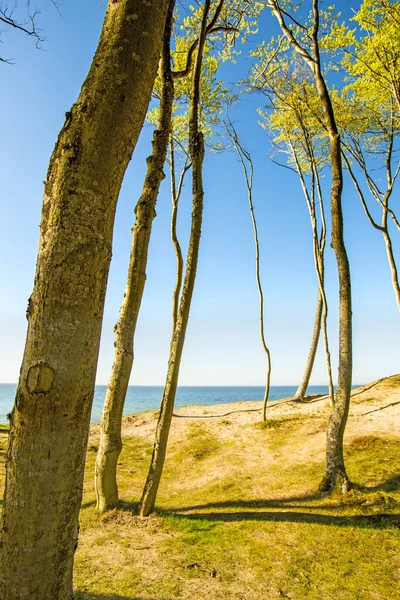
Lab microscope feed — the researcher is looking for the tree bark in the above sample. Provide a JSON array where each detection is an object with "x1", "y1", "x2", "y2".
[
  {"x1": 0, "y1": 1, "x2": 170, "y2": 598},
  {"x1": 382, "y1": 229, "x2": 400, "y2": 311},
  {"x1": 169, "y1": 139, "x2": 189, "y2": 332},
  {"x1": 314, "y1": 73, "x2": 352, "y2": 494},
  {"x1": 269, "y1": 0, "x2": 352, "y2": 493},
  {"x1": 294, "y1": 290, "x2": 323, "y2": 400},
  {"x1": 139, "y1": 0, "x2": 212, "y2": 518},
  {"x1": 94, "y1": 1, "x2": 175, "y2": 514}
]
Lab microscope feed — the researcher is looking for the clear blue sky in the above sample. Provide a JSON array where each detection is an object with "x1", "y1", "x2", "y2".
[{"x1": 0, "y1": 0, "x2": 399, "y2": 386}]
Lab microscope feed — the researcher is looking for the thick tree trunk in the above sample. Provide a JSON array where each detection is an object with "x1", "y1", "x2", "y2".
[
  {"x1": 139, "y1": 0, "x2": 211, "y2": 518},
  {"x1": 0, "y1": 2, "x2": 170, "y2": 598},
  {"x1": 294, "y1": 290, "x2": 323, "y2": 400},
  {"x1": 95, "y1": 2, "x2": 175, "y2": 514}
]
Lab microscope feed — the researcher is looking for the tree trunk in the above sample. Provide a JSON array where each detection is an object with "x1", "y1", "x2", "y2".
[
  {"x1": 294, "y1": 290, "x2": 323, "y2": 400},
  {"x1": 309, "y1": 2, "x2": 352, "y2": 494},
  {"x1": 169, "y1": 139, "x2": 186, "y2": 332},
  {"x1": 291, "y1": 147, "x2": 334, "y2": 405},
  {"x1": 381, "y1": 194, "x2": 400, "y2": 311},
  {"x1": 0, "y1": 2, "x2": 170, "y2": 598},
  {"x1": 95, "y1": 2, "x2": 175, "y2": 514},
  {"x1": 226, "y1": 125, "x2": 271, "y2": 421},
  {"x1": 318, "y1": 127, "x2": 352, "y2": 493},
  {"x1": 269, "y1": 0, "x2": 352, "y2": 492},
  {"x1": 383, "y1": 231, "x2": 400, "y2": 311},
  {"x1": 139, "y1": 0, "x2": 211, "y2": 518}
]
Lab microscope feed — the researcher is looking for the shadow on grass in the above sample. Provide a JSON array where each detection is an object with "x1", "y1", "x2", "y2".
[
  {"x1": 96, "y1": 475, "x2": 400, "y2": 530},
  {"x1": 157, "y1": 478, "x2": 400, "y2": 529},
  {"x1": 366, "y1": 475, "x2": 400, "y2": 493},
  {"x1": 169, "y1": 509, "x2": 399, "y2": 529},
  {"x1": 75, "y1": 594, "x2": 153, "y2": 600},
  {"x1": 81, "y1": 500, "x2": 96, "y2": 510}
]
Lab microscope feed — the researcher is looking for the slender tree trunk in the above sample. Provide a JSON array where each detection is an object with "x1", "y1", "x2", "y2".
[
  {"x1": 382, "y1": 191, "x2": 400, "y2": 311},
  {"x1": 139, "y1": 0, "x2": 212, "y2": 518},
  {"x1": 169, "y1": 139, "x2": 187, "y2": 331},
  {"x1": 0, "y1": 2, "x2": 170, "y2": 598},
  {"x1": 382, "y1": 229, "x2": 400, "y2": 311},
  {"x1": 294, "y1": 290, "x2": 323, "y2": 400},
  {"x1": 269, "y1": 0, "x2": 352, "y2": 492},
  {"x1": 310, "y1": 3, "x2": 352, "y2": 494},
  {"x1": 226, "y1": 125, "x2": 271, "y2": 420},
  {"x1": 291, "y1": 147, "x2": 334, "y2": 405},
  {"x1": 94, "y1": 2, "x2": 175, "y2": 514},
  {"x1": 342, "y1": 151, "x2": 400, "y2": 311},
  {"x1": 318, "y1": 128, "x2": 352, "y2": 493},
  {"x1": 317, "y1": 255, "x2": 335, "y2": 406}
]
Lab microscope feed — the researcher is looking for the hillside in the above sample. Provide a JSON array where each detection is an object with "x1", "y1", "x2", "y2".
[{"x1": 1, "y1": 375, "x2": 400, "y2": 599}]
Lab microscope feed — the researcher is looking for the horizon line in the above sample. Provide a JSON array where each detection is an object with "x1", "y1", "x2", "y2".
[{"x1": 0, "y1": 382, "x2": 362, "y2": 388}]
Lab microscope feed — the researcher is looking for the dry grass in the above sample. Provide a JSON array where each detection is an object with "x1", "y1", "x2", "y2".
[{"x1": 1, "y1": 375, "x2": 400, "y2": 599}]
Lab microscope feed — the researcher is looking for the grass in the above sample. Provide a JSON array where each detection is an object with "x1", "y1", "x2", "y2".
[{"x1": 1, "y1": 377, "x2": 400, "y2": 599}]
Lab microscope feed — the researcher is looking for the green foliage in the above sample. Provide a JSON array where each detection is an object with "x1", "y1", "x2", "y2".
[
  {"x1": 346, "y1": 0, "x2": 400, "y2": 105},
  {"x1": 148, "y1": 1, "x2": 266, "y2": 161}
]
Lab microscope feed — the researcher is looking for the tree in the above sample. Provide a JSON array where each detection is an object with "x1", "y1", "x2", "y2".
[
  {"x1": 343, "y1": 0, "x2": 400, "y2": 111},
  {"x1": 327, "y1": 0, "x2": 400, "y2": 311},
  {"x1": 337, "y1": 88, "x2": 400, "y2": 311},
  {"x1": 138, "y1": 0, "x2": 263, "y2": 517},
  {"x1": 265, "y1": 0, "x2": 353, "y2": 493},
  {"x1": 225, "y1": 118, "x2": 272, "y2": 421},
  {"x1": 95, "y1": 0, "x2": 176, "y2": 514},
  {"x1": 139, "y1": 0, "x2": 218, "y2": 518},
  {"x1": 257, "y1": 67, "x2": 334, "y2": 405},
  {"x1": 0, "y1": 1, "x2": 171, "y2": 598},
  {"x1": 94, "y1": 7, "x2": 229, "y2": 513}
]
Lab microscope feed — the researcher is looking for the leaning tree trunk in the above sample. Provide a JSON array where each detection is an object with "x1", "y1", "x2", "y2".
[
  {"x1": 0, "y1": 2, "x2": 170, "y2": 598},
  {"x1": 95, "y1": 2, "x2": 175, "y2": 514},
  {"x1": 291, "y1": 146, "x2": 333, "y2": 404},
  {"x1": 294, "y1": 290, "x2": 323, "y2": 400},
  {"x1": 139, "y1": 0, "x2": 211, "y2": 518}
]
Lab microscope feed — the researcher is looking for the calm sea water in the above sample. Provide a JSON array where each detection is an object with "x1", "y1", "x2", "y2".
[{"x1": 0, "y1": 383, "x2": 332, "y2": 424}]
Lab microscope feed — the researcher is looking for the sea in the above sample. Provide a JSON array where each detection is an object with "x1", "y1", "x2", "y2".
[{"x1": 0, "y1": 383, "x2": 332, "y2": 424}]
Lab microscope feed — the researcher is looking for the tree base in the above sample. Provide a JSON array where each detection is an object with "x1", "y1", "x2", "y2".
[{"x1": 318, "y1": 472, "x2": 352, "y2": 495}]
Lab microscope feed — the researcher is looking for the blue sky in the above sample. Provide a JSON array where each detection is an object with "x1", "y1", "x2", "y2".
[{"x1": 0, "y1": 0, "x2": 399, "y2": 386}]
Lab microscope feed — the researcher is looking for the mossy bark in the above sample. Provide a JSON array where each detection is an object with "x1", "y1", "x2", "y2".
[
  {"x1": 0, "y1": 1, "x2": 170, "y2": 598},
  {"x1": 95, "y1": 2, "x2": 175, "y2": 514},
  {"x1": 139, "y1": 0, "x2": 211, "y2": 518}
]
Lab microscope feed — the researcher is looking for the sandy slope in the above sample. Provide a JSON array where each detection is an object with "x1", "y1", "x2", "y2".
[{"x1": 90, "y1": 373, "x2": 400, "y2": 461}]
